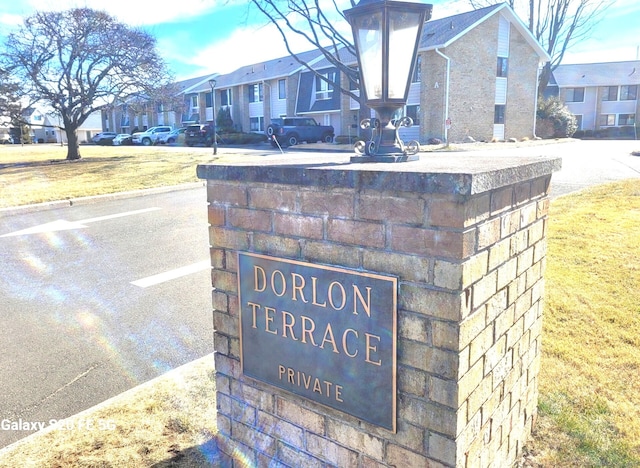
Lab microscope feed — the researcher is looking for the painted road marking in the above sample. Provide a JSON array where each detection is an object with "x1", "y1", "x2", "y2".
[
  {"x1": 1, "y1": 207, "x2": 161, "y2": 238},
  {"x1": 131, "y1": 260, "x2": 211, "y2": 288}
]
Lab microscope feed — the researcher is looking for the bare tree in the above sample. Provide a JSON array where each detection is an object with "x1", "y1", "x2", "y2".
[
  {"x1": 468, "y1": 0, "x2": 610, "y2": 93},
  {"x1": 0, "y1": 69, "x2": 22, "y2": 123},
  {"x1": 0, "y1": 8, "x2": 174, "y2": 160},
  {"x1": 249, "y1": 0, "x2": 361, "y2": 101}
]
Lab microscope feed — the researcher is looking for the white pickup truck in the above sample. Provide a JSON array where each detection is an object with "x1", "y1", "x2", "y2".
[{"x1": 131, "y1": 126, "x2": 172, "y2": 146}]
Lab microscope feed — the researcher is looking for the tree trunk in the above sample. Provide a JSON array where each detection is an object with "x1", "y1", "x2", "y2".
[
  {"x1": 65, "y1": 127, "x2": 81, "y2": 160},
  {"x1": 538, "y1": 62, "x2": 552, "y2": 98}
]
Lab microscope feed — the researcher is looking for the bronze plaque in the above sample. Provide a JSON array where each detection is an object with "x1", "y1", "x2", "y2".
[{"x1": 238, "y1": 252, "x2": 398, "y2": 431}]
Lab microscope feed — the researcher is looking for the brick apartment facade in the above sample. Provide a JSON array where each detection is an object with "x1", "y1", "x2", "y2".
[{"x1": 104, "y1": 4, "x2": 550, "y2": 144}]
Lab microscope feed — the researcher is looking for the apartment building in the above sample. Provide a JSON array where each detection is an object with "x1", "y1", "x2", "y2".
[
  {"x1": 551, "y1": 60, "x2": 639, "y2": 134},
  {"x1": 104, "y1": 3, "x2": 550, "y2": 143}
]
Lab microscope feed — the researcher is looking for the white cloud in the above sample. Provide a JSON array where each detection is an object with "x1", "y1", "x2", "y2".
[
  {"x1": 171, "y1": 6, "x2": 353, "y2": 79},
  {"x1": 564, "y1": 45, "x2": 640, "y2": 64},
  {"x1": 23, "y1": 0, "x2": 224, "y2": 26},
  {"x1": 176, "y1": 22, "x2": 307, "y2": 77},
  {"x1": 430, "y1": 0, "x2": 470, "y2": 19},
  {"x1": 604, "y1": 0, "x2": 640, "y2": 18},
  {"x1": 0, "y1": 13, "x2": 23, "y2": 37}
]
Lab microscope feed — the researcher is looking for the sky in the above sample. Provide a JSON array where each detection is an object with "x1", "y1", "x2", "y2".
[{"x1": 0, "y1": 0, "x2": 638, "y2": 82}]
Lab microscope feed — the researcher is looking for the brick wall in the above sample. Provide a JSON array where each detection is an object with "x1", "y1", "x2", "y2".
[
  {"x1": 420, "y1": 14, "x2": 543, "y2": 144},
  {"x1": 199, "y1": 155, "x2": 559, "y2": 467},
  {"x1": 421, "y1": 50, "x2": 448, "y2": 142},
  {"x1": 446, "y1": 16, "x2": 499, "y2": 143},
  {"x1": 505, "y1": 27, "x2": 540, "y2": 140}
]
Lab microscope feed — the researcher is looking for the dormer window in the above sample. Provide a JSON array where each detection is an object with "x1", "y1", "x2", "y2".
[{"x1": 315, "y1": 72, "x2": 335, "y2": 100}]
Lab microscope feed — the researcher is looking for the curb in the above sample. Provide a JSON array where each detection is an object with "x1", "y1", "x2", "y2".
[{"x1": 0, "y1": 182, "x2": 205, "y2": 217}]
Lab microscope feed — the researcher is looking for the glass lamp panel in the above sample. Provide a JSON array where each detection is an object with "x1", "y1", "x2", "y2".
[
  {"x1": 354, "y1": 11, "x2": 383, "y2": 100},
  {"x1": 388, "y1": 10, "x2": 422, "y2": 99}
]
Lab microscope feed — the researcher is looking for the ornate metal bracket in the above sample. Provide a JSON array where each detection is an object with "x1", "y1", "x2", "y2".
[{"x1": 354, "y1": 116, "x2": 420, "y2": 157}]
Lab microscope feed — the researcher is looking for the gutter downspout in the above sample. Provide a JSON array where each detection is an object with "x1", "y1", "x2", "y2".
[
  {"x1": 533, "y1": 63, "x2": 542, "y2": 138},
  {"x1": 435, "y1": 48, "x2": 451, "y2": 144}
]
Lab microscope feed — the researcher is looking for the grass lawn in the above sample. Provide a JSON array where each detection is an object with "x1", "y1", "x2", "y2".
[
  {"x1": 0, "y1": 145, "x2": 638, "y2": 466},
  {"x1": 0, "y1": 356, "x2": 219, "y2": 467},
  {"x1": 0, "y1": 144, "x2": 229, "y2": 208},
  {"x1": 523, "y1": 179, "x2": 640, "y2": 467}
]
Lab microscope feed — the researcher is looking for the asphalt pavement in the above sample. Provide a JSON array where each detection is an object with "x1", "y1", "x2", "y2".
[
  {"x1": 0, "y1": 185, "x2": 212, "y2": 448},
  {"x1": 442, "y1": 138, "x2": 640, "y2": 198}
]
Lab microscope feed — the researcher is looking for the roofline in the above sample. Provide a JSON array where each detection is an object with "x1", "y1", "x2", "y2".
[
  {"x1": 182, "y1": 50, "x2": 331, "y2": 93},
  {"x1": 177, "y1": 6, "x2": 553, "y2": 94},
  {"x1": 422, "y1": 3, "x2": 550, "y2": 62},
  {"x1": 557, "y1": 59, "x2": 640, "y2": 67},
  {"x1": 185, "y1": 54, "x2": 343, "y2": 92},
  {"x1": 553, "y1": 60, "x2": 640, "y2": 87},
  {"x1": 179, "y1": 73, "x2": 220, "y2": 95}
]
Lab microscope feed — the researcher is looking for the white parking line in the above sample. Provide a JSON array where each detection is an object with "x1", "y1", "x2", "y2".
[
  {"x1": 131, "y1": 260, "x2": 210, "y2": 288},
  {"x1": 1, "y1": 207, "x2": 161, "y2": 238}
]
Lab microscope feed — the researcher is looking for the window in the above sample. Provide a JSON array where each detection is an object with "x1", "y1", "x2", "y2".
[
  {"x1": 600, "y1": 114, "x2": 615, "y2": 126},
  {"x1": 220, "y1": 89, "x2": 232, "y2": 106},
  {"x1": 619, "y1": 114, "x2": 635, "y2": 125},
  {"x1": 190, "y1": 95, "x2": 198, "y2": 109},
  {"x1": 494, "y1": 105, "x2": 505, "y2": 124},
  {"x1": 406, "y1": 105, "x2": 420, "y2": 125},
  {"x1": 565, "y1": 88, "x2": 584, "y2": 102},
  {"x1": 250, "y1": 116, "x2": 264, "y2": 132},
  {"x1": 249, "y1": 83, "x2": 263, "y2": 103},
  {"x1": 205, "y1": 92, "x2": 212, "y2": 108},
  {"x1": 316, "y1": 72, "x2": 335, "y2": 100},
  {"x1": 620, "y1": 85, "x2": 637, "y2": 101},
  {"x1": 603, "y1": 86, "x2": 618, "y2": 101},
  {"x1": 497, "y1": 57, "x2": 508, "y2": 77},
  {"x1": 278, "y1": 79, "x2": 286, "y2": 99},
  {"x1": 413, "y1": 55, "x2": 422, "y2": 83}
]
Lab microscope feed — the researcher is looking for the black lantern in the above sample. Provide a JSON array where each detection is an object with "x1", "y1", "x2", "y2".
[{"x1": 344, "y1": 0, "x2": 432, "y2": 162}]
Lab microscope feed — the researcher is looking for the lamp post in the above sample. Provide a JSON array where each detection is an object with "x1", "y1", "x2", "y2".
[
  {"x1": 208, "y1": 78, "x2": 218, "y2": 156},
  {"x1": 344, "y1": 0, "x2": 432, "y2": 162}
]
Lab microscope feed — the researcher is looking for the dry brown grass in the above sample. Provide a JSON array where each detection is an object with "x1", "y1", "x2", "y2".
[
  {"x1": 0, "y1": 356, "x2": 219, "y2": 467},
  {"x1": 523, "y1": 179, "x2": 640, "y2": 467},
  {"x1": 0, "y1": 144, "x2": 222, "y2": 208}
]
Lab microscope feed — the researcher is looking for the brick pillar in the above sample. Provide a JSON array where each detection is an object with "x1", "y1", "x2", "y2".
[{"x1": 197, "y1": 153, "x2": 560, "y2": 467}]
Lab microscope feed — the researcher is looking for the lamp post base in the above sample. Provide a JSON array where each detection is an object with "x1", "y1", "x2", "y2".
[{"x1": 353, "y1": 111, "x2": 420, "y2": 163}]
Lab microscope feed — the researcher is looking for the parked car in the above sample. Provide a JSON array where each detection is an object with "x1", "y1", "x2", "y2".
[
  {"x1": 91, "y1": 132, "x2": 118, "y2": 145},
  {"x1": 0, "y1": 134, "x2": 14, "y2": 144},
  {"x1": 185, "y1": 124, "x2": 215, "y2": 147},
  {"x1": 112, "y1": 133, "x2": 132, "y2": 146},
  {"x1": 158, "y1": 127, "x2": 186, "y2": 145},
  {"x1": 131, "y1": 126, "x2": 172, "y2": 146},
  {"x1": 266, "y1": 117, "x2": 334, "y2": 147}
]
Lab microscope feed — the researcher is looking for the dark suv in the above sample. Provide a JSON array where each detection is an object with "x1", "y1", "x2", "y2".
[
  {"x1": 185, "y1": 124, "x2": 215, "y2": 147},
  {"x1": 266, "y1": 117, "x2": 334, "y2": 147}
]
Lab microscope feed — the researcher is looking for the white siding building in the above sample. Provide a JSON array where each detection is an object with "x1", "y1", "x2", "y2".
[{"x1": 553, "y1": 60, "x2": 640, "y2": 135}]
